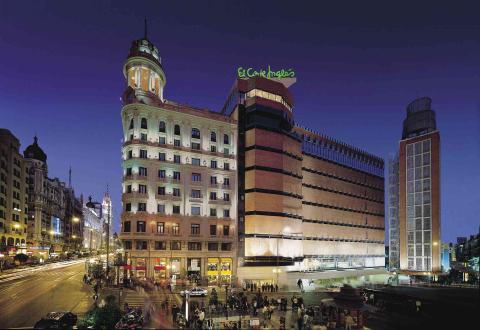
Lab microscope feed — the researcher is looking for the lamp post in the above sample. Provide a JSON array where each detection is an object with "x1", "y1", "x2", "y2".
[{"x1": 72, "y1": 217, "x2": 80, "y2": 252}]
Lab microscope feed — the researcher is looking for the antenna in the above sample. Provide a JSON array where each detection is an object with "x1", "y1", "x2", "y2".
[{"x1": 68, "y1": 166, "x2": 72, "y2": 188}]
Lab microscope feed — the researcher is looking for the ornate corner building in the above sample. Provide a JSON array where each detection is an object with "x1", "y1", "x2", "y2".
[{"x1": 120, "y1": 31, "x2": 386, "y2": 286}]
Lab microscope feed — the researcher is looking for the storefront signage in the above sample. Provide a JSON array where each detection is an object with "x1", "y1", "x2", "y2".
[{"x1": 237, "y1": 66, "x2": 295, "y2": 79}]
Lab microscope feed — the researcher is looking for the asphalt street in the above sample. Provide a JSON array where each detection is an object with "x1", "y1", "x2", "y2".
[{"x1": 0, "y1": 261, "x2": 93, "y2": 329}]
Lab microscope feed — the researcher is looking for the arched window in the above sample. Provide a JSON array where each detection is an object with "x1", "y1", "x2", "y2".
[
  {"x1": 192, "y1": 128, "x2": 201, "y2": 139},
  {"x1": 129, "y1": 118, "x2": 134, "y2": 129},
  {"x1": 7, "y1": 237, "x2": 14, "y2": 246},
  {"x1": 224, "y1": 134, "x2": 229, "y2": 145},
  {"x1": 15, "y1": 238, "x2": 20, "y2": 246},
  {"x1": 21, "y1": 239, "x2": 25, "y2": 244},
  {"x1": 174, "y1": 124, "x2": 181, "y2": 135},
  {"x1": 159, "y1": 121, "x2": 166, "y2": 133},
  {"x1": 1, "y1": 236, "x2": 5, "y2": 246},
  {"x1": 141, "y1": 118, "x2": 148, "y2": 129},
  {"x1": 211, "y1": 132, "x2": 216, "y2": 142}
]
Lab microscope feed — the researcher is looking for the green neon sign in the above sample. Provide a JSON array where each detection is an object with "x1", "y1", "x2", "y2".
[{"x1": 237, "y1": 66, "x2": 295, "y2": 79}]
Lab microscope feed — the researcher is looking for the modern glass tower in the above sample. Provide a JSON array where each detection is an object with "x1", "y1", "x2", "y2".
[{"x1": 398, "y1": 97, "x2": 441, "y2": 274}]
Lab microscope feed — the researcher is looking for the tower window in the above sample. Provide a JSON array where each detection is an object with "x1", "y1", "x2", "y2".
[
  {"x1": 141, "y1": 118, "x2": 148, "y2": 129},
  {"x1": 192, "y1": 128, "x2": 201, "y2": 139},
  {"x1": 224, "y1": 134, "x2": 229, "y2": 145},
  {"x1": 129, "y1": 119, "x2": 134, "y2": 129},
  {"x1": 174, "y1": 124, "x2": 181, "y2": 135},
  {"x1": 211, "y1": 132, "x2": 216, "y2": 142},
  {"x1": 159, "y1": 121, "x2": 166, "y2": 133}
]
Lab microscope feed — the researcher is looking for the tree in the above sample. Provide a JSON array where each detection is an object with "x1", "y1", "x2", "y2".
[{"x1": 78, "y1": 295, "x2": 122, "y2": 330}]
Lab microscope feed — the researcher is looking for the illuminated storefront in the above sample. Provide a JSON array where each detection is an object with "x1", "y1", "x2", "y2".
[
  {"x1": 135, "y1": 258, "x2": 146, "y2": 279},
  {"x1": 154, "y1": 258, "x2": 167, "y2": 281},
  {"x1": 207, "y1": 257, "x2": 232, "y2": 284}
]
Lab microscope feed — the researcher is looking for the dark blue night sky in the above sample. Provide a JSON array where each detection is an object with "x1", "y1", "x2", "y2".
[{"x1": 1, "y1": 1, "x2": 479, "y2": 242}]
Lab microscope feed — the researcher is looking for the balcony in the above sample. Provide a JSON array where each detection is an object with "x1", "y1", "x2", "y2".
[
  {"x1": 123, "y1": 174, "x2": 148, "y2": 182},
  {"x1": 190, "y1": 180, "x2": 203, "y2": 186},
  {"x1": 189, "y1": 196, "x2": 203, "y2": 203},
  {"x1": 122, "y1": 192, "x2": 148, "y2": 200},
  {"x1": 210, "y1": 183, "x2": 219, "y2": 189},
  {"x1": 222, "y1": 184, "x2": 231, "y2": 190},
  {"x1": 209, "y1": 199, "x2": 231, "y2": 205}
]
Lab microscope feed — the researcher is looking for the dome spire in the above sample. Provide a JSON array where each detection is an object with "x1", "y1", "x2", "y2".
[{"x1": 144, "y1": 17, "x2": 148, "y2": 39}]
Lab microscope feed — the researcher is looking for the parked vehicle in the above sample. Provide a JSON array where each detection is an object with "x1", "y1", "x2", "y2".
[
  {"x1": 180, "y1": 287, "x2": 208, "y2": 297},
  {"x1": 33, "y1": 311, "x2": 77, "y2": 329}
]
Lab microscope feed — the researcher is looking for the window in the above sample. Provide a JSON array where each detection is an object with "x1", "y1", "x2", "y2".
[
  {"x1": 136, "y1": 221, "x2": 146, "y2": 232},
  {"x1": 127, "y1": 150, "x2": 132, "y2": 159},
  {"x1": 173, "y1": 188, "x2": 180, "y2": 197},
  {"x1": 208, "y1": 242, "x2": 218, "y2": 251},
  {"x1": 159, "y1": 152, "x2": 166, "y2": 161},
  {"x1": 211, "y1": 160, "x2": 217, "y2": 169},
  {"x1": 223, "y1": 193, "x2": 230, "y2": 201},
  {"x1": 210, "y1": 145, "x2": 217, "y2": 153},
  {"x1": 123, "y1": 221, "x2": 131, "y2": 232},
  {"x1": 173, "y1": 171, "x2": 181, "y2": 181},
  {"x1": 138, "y1": 203, "x2": 147, "y2": 212},
  {"x1": 141, "y1": 118, "x2": 148, "y2": 129},
  {"x1": 174, "y1": 124, "x2": 181, "y2": 135},
  {"x1": 192, "y1": 128, "x2": 201, "y2": 139},
  {"x1": 155, "y1": 241, "x2": 166, "y2": 250},
  {"x1": 125, "y1": 203, "x2": 131, "y2": 212},
  {"x1": 223, "y1": 209, "x2": 230, "y2": 218},
  {"x1": 223, "y1": 225, "x2": 229, "y2": 236},
  {"x1": 126, "y1": 185, "x2": 132, "y2": 193},
  {"x1": 172, "y1": 205, "x2": 180, "y2": 214},
  {"x1": 210, "y1": 225, "x2": 217, "y2": 236},
  {"x1": 192, "y1": 173, "x2": 201, "y2": 182},
  {"x1": 157, "y1": 204, "x2": 165, "y2": 214},
  {"x1": 171, "y1": 241, "x2": 181, "y2": 250},
  {"x1": 154, "y1": 222, "x2": 164, "y2": 234},
  {"x1": 224, "y1": 134, "x2": 229, "y2": 145},
  {"x1": 140, "y1": 133, "x2": 147, "y2": 141},
  {"x1": 126, "y1": 168, "x2": 132, "y2": 176},
  {"x1": 210, "y1": 208, "x2": 217, "y2": 217},
  {"x1": 223, "y1": 178, "x2": 230, "y2": 187},
  {"x1": 191, "y1": 142, "x2": 200, "y2": 150},
  {"x1": 136, "y1": 240, "x2": 148, "y2": 250},
  {"x1": 140, "y1": 150, "x2": 147, "y2": 158},
  {"x1": 174, "y1": 139, "x2": 181, "y2": 147},
  {"x1": 192, "y1": 158, "x2": 200, "y2": 166},
  {"x1": 191, "y1": 224, "x2": 200, "y2": 235},
  {"x1": 221, "y1": 243, "x2": 232, "y2": 251},
  {"x1": 129, "y1": 119, "x2": 134, "y2": 129},
  {"x1": 159, "y1": 121, "x2": 166, "y2": 133},
  {"x1": 224, "y1": 162, "x2": 230, "y2": 171},
  {"x1": 211, "y1": 132, "x2": 216, "y2": 142},
  {"x1": 124, "y1": 241, "x2": 132, "y2": 250},
  {"x1": 159, "y1": 136, "x2": 166, "y2": 145},
  {"x1": 157, "y1": 186, "x2": 165, "y2": 195},
  {"x1": 210, "y1": 192, "x2": 217, "y2": 200},
  {"x1": 191, "y1": 190, "x2": 201, "y2": 198},
  {"x1": 158, "y1": 169, "x2": 166, "y2": 178},
  {"x1": 172, "y1": 224, "x2": 180, "y2": 235},
  {"x1": 174, "y1": 155, "x2": 181, "y2": 164},
  {"x1": 129, "y1": 134, "x2": 133, "y2": 141},
  {"x1": 139, "y1": 167, "x2": 147, "y2": 176},
  {"x1": 224, "y1": 148, "x2": 229, "y2": 156},
  {"x1": 191, "y1": 206, "x2": 201, "y2": 216},
  {"x1": 138, "y1": 184, "x2": 147, "y2": 194},
  {"x1": 188, "y1": 242, "x2": 202, "y2": 251},
  {"x1": 210, "y1": 176, "x2": 217, "y2": 184}
]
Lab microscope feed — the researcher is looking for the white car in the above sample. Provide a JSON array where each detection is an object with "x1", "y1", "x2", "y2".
[{"x1": 180, "y1": 287, "x2": 208, "y2": 297}]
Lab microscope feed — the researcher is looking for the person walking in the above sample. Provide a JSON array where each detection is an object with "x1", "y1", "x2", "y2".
[{"x1": 345, "y1": 313, "x2": 355, "y2": 330}]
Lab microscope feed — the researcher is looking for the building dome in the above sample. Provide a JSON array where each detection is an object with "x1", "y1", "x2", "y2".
[{"x1": 24, "y1": 136, "x2": 47, "y2": 162}]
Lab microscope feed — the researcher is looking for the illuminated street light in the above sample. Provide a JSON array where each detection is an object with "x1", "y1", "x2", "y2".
[
  {"x1": 49, "y1": 230, "x2": 55, "y2": 235},
  {"x1": 13, "y1": 223, "x2": 20, "y2": 229},
  {"x1": 72, "y1": 235, "x2": 77, "y2": 239},
  {"x1": 73, "y1": 217, "x2": 80, "y2": 223}
]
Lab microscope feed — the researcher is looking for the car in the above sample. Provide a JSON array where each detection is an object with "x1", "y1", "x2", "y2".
[
  {"x1": 180, "y1": 287, "x2": 208, "y2": 297},
  {"x1": 33, "y1": 311, "x2": 77, "y2": 329}
]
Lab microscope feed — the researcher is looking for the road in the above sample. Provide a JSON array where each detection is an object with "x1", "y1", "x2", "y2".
[{"x1": 0, "y1": 260, "x2": 93, "y2": 329}]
